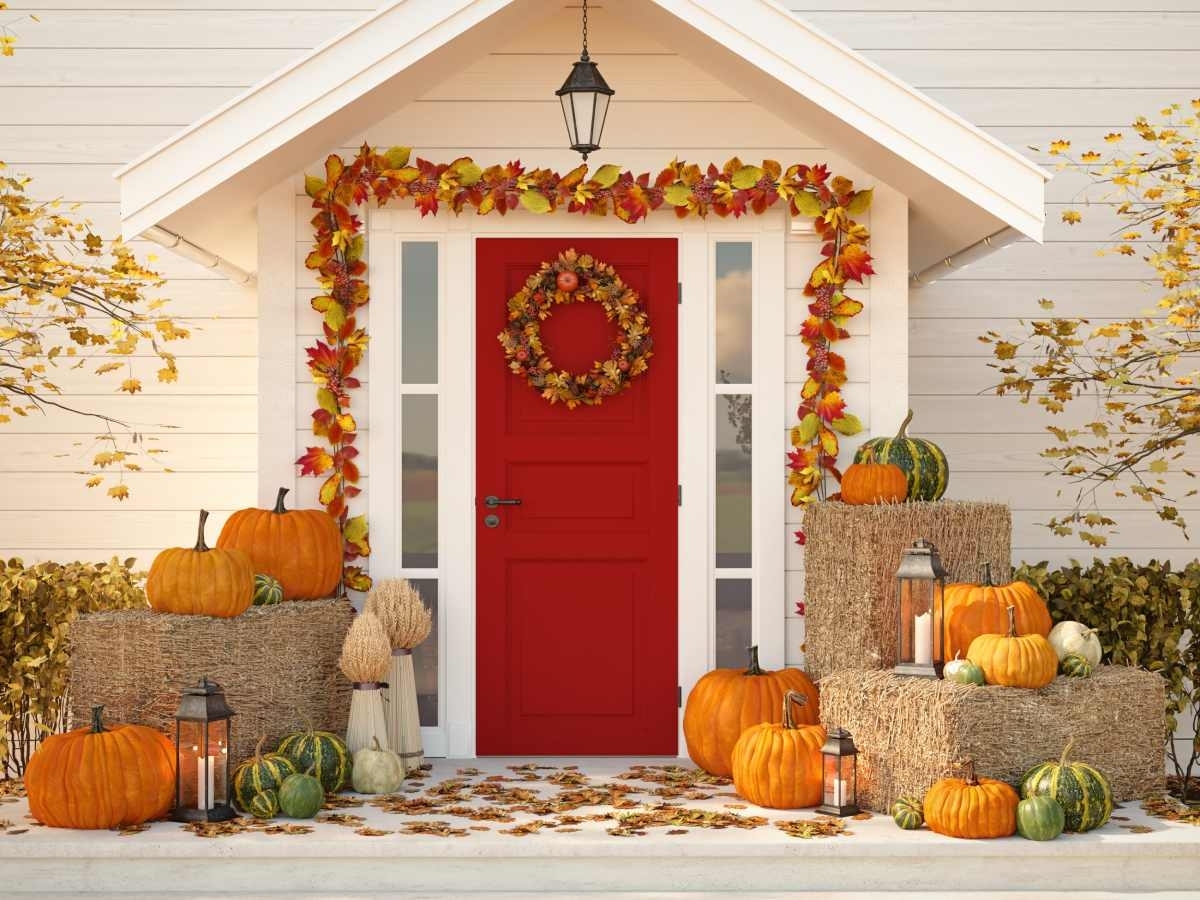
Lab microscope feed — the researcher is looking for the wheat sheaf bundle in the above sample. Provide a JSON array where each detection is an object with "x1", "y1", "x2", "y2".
[
  {"x1": 365, "y1": 579, "x2": 432, "y2": 650},
  {"x1": 338, "y1": 611, "x2": 391, "y2": 683}
]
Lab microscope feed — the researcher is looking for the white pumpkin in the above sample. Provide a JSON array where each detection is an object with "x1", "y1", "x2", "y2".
[
  {"x1": 351, "y1": 736, "x2": 405, "y2": 794},
  {"x1": 1047, "y1": 621, "x2": 1102, "y2": 667}
]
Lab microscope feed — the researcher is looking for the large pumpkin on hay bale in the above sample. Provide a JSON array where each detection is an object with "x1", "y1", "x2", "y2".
[
  {"x1": 684, "y1": 646, "x2": 819, "y2": 777},
  {"x1": 147, "y1": 509, "x2": 254, "y2": 618},
  {"x1": 966, "y1": 606, "x2": 1058, "y2": 689},
  {"x1": 839, "y1": 461, "x2": 907, "y2": 505},
  {"x1": 942, "y1": 563, "x2": 1052, "y2": 660},
  {"x1": 25, "y1": 706, "x2": 175, "y2": 829},
  {"x1": 854, "y1": 409, "x2": 949, "y2": 501},
  {"x1": 217, "y1": 487, "x2": 342, "y2": 601}
]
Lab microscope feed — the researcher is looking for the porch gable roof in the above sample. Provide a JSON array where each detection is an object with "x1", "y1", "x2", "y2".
[{"x1": 115, "y1": 0, "x2": 1047, "y2": 276}]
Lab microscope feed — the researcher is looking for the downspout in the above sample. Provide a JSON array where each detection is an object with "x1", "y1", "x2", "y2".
[
  {"x1": 908, "y1": 227, "x2": 1021, "y2": 289},
  {"x1": 143, "y1": 225, "x2": 256, "y2": 286}
]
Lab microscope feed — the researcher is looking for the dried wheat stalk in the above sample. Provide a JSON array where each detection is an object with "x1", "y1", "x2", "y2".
[
  {"x1": 365, "y1": 579, "x2": 432, "y2": 650},
  {"x1": 339, "y1": 612, "x2": 391, "y2": 683}
]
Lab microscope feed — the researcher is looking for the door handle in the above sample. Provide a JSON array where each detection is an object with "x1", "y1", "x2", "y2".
[{"x1": 484, "y1": 495, "x2": 522, "y2": 508}]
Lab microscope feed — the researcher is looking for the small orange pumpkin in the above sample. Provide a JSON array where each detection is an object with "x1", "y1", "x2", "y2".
[
  {"x1": 924, "y1": 760, "x2": 1018, "y2": 839},
  {"x1": 840, "y1": 461, "x2": 907, "y2": 505},
  {"x1": 147, "y1": 509, "x2": 253, "y2": 617},
  {"x1": 25, "y1": 706, "x2": 176, "y2": 829},
  {"x1": 217, "y1": 487, "x2": 342, "y2": 600},
  {"x1": 732, "y1": 691, "x2": 826, "y2": 809},
  {"x1": 966, "y1": 605, "x2": 1058, "y2": 689},
  {"x1": 683, "y1": 646, "x2": 820, "y2": 777},
  {"x1": 942, "y1": 563, "x2": 1051, "y2": 659}
]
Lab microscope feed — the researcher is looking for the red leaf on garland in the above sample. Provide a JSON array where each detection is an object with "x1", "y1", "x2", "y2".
[{"x1": 838, "y1": 243, "x2": 875, "y2": 282}]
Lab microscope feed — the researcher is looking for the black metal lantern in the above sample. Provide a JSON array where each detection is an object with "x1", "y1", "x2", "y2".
[
  {"x1": 556, "y1": 0, "x2": 614, "y2": 161},
  {"x1": 894, "y1": 538, "x2": 948, "y2": 678},
  {"x1": 816, "y1": 727, "x2": 859, "y2": 817},
  {"x1": 171, "y1": 677, "x2": 236, "y2": 823}
]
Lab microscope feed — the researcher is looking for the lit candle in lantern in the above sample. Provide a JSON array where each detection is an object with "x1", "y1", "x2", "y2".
[
  {"x1": 195, "y1": 747, "x2": 215, "y2": 810},
  {"x1": 913, "y1": 611, "x2": 932, "y2": 666}
]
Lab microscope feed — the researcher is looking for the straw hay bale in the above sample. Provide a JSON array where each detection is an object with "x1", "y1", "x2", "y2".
[
  {"x1": 819, "y1": 666, "x2": 1166, "y2": 813},
  {"x1": 802, "y1": 501, "x2": 1011, "y2": 679},
  {"x1": 68, "y1": 600, "x2": 353, "y2": 764}
]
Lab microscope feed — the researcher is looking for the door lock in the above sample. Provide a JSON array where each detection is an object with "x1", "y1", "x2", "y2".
[{"x1": 483, "y1": 514, "x2": 501, "y2": 529}]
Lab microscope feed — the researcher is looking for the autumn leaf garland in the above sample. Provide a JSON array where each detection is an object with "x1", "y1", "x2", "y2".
[{"x1": 301, "y1": 146, "x2": 872, "y2": 584}]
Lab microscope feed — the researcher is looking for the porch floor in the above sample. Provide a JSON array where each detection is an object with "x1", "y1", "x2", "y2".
[{"x1": 3, "y1": 757, "x2": 1198, "y2": 896}]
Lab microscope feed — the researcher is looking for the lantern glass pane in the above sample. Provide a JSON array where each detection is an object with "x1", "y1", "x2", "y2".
[
  {"x1": 559, "y1": 94, "x2": 577, "y2": 145},
  {"x1": 208, "y1": 718, "x2": 230, "y2": 808},
  {"x1": 592, "y1": 92, "x2": 610, "y2": 146},
  {"x1": 932, "y1": 579, "x2": 945, "y2": 665},
  {"x1": 822, "y1": 753, "x2": 840, "y2": 807},
  {"x1": 898, "y1": 576, "x2": 934, "y2": 666},
  {"x1": 570, "y1": 92, "x2": 598, "y2": 146},
  {"x1": 839, "y1": 754, "x2": 856, "y2": 805},
  {"x1": 177, "y1": 720, "x2": 203, "y2": 811}
]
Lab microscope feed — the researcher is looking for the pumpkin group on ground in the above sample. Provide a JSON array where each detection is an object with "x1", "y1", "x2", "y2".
[
  {"x1": 147, "y1": 509, "x2": 253, "y2": 618},
  {"x1": 684, "y1": 646, "x2": 819, "y2": 777},
  {"x1": 232, "y1": 736, "x2": 298, "y2": 813},
  {"x1": 217, "y1": 487, "x2": 342, "y2": 601},
  {"x1": 966, "y1": 605, "x2": 1058, "y2": 689},
  {"x1": 942, "y1": 563, "x2": 1052, "y2": 660},
  {"x1": 839, "y1": 461, "x2": 907, "y2": 505},
  {"x1": 1020, "y1": 740, "x2": 1113, "y2": 833},
  {"x1": 731, "y1": 691, "x2": 826, "y2": 809},
  {"x1": 923, "y1": 761, "x2": 1018, "y2": 839},
  {"x1": 853, "y1": 408, "x2": 949, "y2": 501},
  {"x1": 25, "y1": 706, "x2": 176, "y2": 830},
  {"x1": 891, "y1": 796, "x2": 924, "y2": 830},
  {"x1": 277, "y1": 726, "x2": 352, "y2": 793}
]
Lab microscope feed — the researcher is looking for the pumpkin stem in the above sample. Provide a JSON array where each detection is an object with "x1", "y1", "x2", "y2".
[
  {"x1": 962, "y1": 759, "x2": 979, "y2": 786},
  {"x1": 194, "y1": 509, "x2": 211, "y2": 552},
  {"x1": 253, "y1": 735, "x2": 267, "y2": 761},
  {"x1": 781, "y1": 690, "x2": 809, "y2": 729},
  {"x1": 1059, "y1": 737, "x2": 1076, "y2": 770},
  {"x1": 745, "y1": 645, "x2": 765, "y2": 676},
  {"x1": 894, "y1": 408, "x2": 914, "y2": 440},
  {"x1": 273, "y1": 486, "x2": 290, "y2": 514},
  {"x1": 90, "y1": 705, "x2": 106, "y2": 734},
  {"x1": 981, "y1": 561, "x2": 994, "y2": 587},
  {"x1": 1005, "y1": 604, "x2": 1017, "y2": 638},
  {"x1": 371, "y1": 735, "x2": 383, "y2": 752}
]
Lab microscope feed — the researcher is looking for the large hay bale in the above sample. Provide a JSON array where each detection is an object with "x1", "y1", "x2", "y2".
[
  {"x1": 802, "y1": 501, "x2": 1011, "y2": 679},
  {"x1": 819, "y1": 666, "x2": 1166, "y2": 813},
  {"x1": 69, "y1": 600, "x2": 353, "y2": 765}
]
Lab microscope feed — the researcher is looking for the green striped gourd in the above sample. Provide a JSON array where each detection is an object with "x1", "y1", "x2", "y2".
[
  {"x1": 1016, "y1": 794, "x2": 1065, "y2": 841},
  {"x1": 253, "y1": 573, "x2": 284, "y2": 606},
  {"x1": 246, "y1": 789, "x2": 279, "y2": 820},
  {"x1": 277, "y1": 728, "x2": 351, "y2": 794},
  {"x1": 854, "y1": 409, "x2": 949, "y2": 501},
  {"x1": 1061, "y1": 653, "x2": 1093, "y2": 679},
  {"x1": 891, "y1": 796, "x2": 924, "y2": 830},
  {"x1": 277, "y1": 771, "x2": 324, "y2": 819},
  {"x1": 1020, "y1": 740, "x2": 1113, "y2": 833},
  {"x1": 232, "y1": 736, "x2": 297, "y2": 812}
]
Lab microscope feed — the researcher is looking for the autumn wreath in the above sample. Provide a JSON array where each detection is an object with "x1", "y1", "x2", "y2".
[{"x1": 497, "y1": 249, "x2": 651, "y2": 409}]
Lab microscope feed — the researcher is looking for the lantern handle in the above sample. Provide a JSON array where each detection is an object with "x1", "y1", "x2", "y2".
[{"x1": 781, "y1": 690, "x2": 809, "y2": 729}]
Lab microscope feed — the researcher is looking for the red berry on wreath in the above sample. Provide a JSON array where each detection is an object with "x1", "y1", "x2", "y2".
[
  {"x1": 618, "y1": 359, "x2": 630, "y2": 372},
  {"x1": 556, "y1": 271, "x2": 579, "y2": 293},
  {"x1": 515, "y1": 349, "x2": 528, "y2": 362}
]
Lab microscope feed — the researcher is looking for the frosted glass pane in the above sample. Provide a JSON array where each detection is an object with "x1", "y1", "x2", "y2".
[
  {"x1": 402, "y1": 395, "x2": 437, "y2": 569},
  {"x1": 715, "y1": 242, "x2": 752, "y2": 384},
  {"x1": 401, "y1": 242, "x2": 438, "y2": 384},
  {"x1": 409, "y1": 579, "x2": 439, "y2": 728},
  {"x1": 715, "y1": 579, "x2": 752, "y2": 669},
  {"x1": 716, "y1": 394, "x2": 751, "y2": 568}
]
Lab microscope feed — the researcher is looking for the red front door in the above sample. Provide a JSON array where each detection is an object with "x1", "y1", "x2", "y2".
[{"x1": 475, "y1": 237, "x2": 678, "y2": 755}]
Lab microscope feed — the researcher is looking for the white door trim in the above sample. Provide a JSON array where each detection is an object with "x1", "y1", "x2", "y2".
[{"x1": 368, "y1": 208, "x2": 786, "y2": 757}]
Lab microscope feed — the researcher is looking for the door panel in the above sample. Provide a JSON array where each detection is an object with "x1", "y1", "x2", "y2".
[{"x1": 475, "y1": 237, "x2": 678, "y2": 755}]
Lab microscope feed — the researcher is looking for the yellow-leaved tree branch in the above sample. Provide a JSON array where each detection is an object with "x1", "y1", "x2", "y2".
[{"x1": 984, "y1": 101, "x2": 1200, "y2": 547}]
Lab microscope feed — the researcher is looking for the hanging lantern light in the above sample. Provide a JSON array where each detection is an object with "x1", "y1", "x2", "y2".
[
  {"x1": 816, "y1": 727, "x2": 859, "y2": 817},
  {"x1": 171, "y1": 677, "x2": 236, "y2": 823},
  {"x1": 556, "y1": 0, "x2": 614, "y2": 161},
  {"x1": 894, "y1": 538, "x2": 948, "y2": 678}
]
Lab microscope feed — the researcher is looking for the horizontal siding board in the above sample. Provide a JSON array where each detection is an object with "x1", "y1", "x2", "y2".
[
  {"x1": 911, "y1": 279, "x2": 1160, "y2": 319},
  {"x1": 945, "y1": 472, "x2": 1200, "y2": 513},
  {"x1": 0, "y1": 396, "x2": 255, "y2": 434},
  {"x1": 0, "y1": 509, "x2": 242, "y2": 549},
  {"x1": 0, "y1": 472, "x2": 257, "y2": 511},
  {"x1": 27, "y1": 356, "x2": 258, "y2": 396},
  {"x1": 910, "y1": 395, "x2": 1152, "y2": 434},
  {"x1": 940, "y1": 242, "x2": 1147, "y2": 281},
  {"x1": 0, "y1": 433, "x2": 257, "y2": 473},
  {"x1": 9, "y1": 11, "x2": 364, "y2": 48},
  {"x1": 0, "y1": 86, "x2": 244, "y2": 126},
  {"x1": 923, "y1": 88, "x2": 1200, "y2": 129},
  {"x1": 0, "y1": 126, "x2": 176, "y2": 164},
  {"x1": 0, "y1": 48, "x2": 298, "y2": 86}
]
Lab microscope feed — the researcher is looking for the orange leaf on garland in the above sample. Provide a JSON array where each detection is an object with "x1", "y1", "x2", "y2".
[
  {"x1": 816, "y1": 390, "x2": 846, "y2": 422},
  {"x1": 838, "y1": 243, "x2": 875, "y2": 282}
]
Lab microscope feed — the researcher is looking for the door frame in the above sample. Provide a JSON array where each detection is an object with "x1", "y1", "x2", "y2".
[{"x1": 368, "y1": 208, "x2": 787, "y2": 757}]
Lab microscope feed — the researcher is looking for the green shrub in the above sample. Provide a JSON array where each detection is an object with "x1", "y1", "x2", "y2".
[
  {"x1": 0, "y1": 557, "x2": 147, "y2": 777},
  {"x1": 1016, "y1": 557, "x2": 1199, "y2": 799}
]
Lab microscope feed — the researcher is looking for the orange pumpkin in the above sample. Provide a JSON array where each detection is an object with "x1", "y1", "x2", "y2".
[
  {"x1": 924, "y1": 760, "x2": 1018, "y2": 839},
  {"x1": 217, "y1": 487, "x2": 342, "y2": 600},
  {"x1": 966, "y1": 605, "x2": 1058, "y2": 689},
  {"x1": 942, "y1": 563, "x2": 1052, "y2": 660},
  {"x1": 732, "y1": 691, "x2": 826, "y2": 809},
  {"x1": 840, "y1": 462, "x2": 907, "y2": 505},
  {"x1": 25, "y1": 706, "x2": 175, "y2": 829},
  {"x1": 683, "y1": 646, "x2": 819, "y2": 777},
  {"x1": 147, "y1": 509, "x2": 253, "y2": 617}
]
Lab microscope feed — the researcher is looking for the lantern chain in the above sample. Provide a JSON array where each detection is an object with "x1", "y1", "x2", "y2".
[{"x1": 581, "y1": 0, "x2": 590, "y2": 61}]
